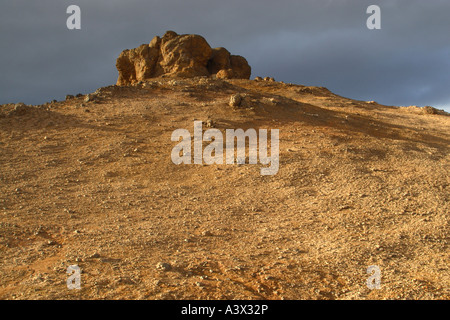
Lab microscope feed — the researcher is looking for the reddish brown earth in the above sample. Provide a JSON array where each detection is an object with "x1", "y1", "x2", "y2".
[{"x1": 0, "y1": 77, "x2": 448, "y2": 299}]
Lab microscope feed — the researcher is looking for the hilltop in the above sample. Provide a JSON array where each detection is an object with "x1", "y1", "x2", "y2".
[{"x1": 0, "y1": 33, "x2": 449, "y2": 300}]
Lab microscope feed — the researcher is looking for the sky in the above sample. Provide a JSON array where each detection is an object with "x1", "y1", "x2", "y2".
[{"x1": 1, "y1": 0, "x2": 449, "y2": 112}]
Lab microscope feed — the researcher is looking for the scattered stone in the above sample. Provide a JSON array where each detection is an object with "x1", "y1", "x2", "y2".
[
  {"x1": 84, "y1": 94, "x2": 95, "y2": 103},
  {"x1": 34, "y1": 226, "x2": 44, "y2": 235},
  {"x1": 156, "y1": 262, "x2": 172, "y2": 271},
  {"x1": 116, "y1": 276, "x2": 135, "y2": 285},
  {"x1": 205, "y1": 119, "x2": 214, "y2": 128},
  {"x1": 262, "y1": 97, "x2": 277, "y2": 105},
  {"x1": 76, "y1": 93, "x2": 83, "y2": 98},
  {"x1": 423, "y1": 106, "x2": 438, "y2": 114},
  {"x1": 90, "y1": 253, "x2": 101, "y2": 258},
  {"x1": 13, "y1": 103, "x2": 29, "y2": 115},
  {"x1": 168, "y1": 79, "x2": 181, "y2": 86},
  {"x1": 254, "y1": 76, "x2": 263, "y2": 81},
  {"x1": 215, "y1": 68, "x2": 234, "y2": 79},
  {"x1": 229, "y1": 94, "x2": 242, "y2": 107},
  {"x1": 65, "y1": 95, "x2": 74, "y2": 100},
  {"x1": 15, "y1": 103, "x2": 26, "y2": 108}
]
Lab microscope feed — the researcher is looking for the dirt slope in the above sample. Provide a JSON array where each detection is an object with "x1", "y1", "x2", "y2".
[{"x1": 0, "y1": 77, "x2": 448, "y2": 299}]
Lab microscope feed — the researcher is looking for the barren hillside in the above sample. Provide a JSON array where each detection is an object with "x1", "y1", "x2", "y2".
[{"x1": 0, "y1": 77, "x2": 449, "y2": 299}]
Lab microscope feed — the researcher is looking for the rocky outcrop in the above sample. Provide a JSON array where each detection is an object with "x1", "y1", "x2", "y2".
[{"x1": 116, "y1": 31, "x2": 251, "y2": 85}]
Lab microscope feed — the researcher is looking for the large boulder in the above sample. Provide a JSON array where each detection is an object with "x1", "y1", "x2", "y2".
[
  {"x1": 229, "y1": 55, "x2": 252, "y2": 80},
  {"x1": 116, "y1": 44, "x2": 159, "y2": 85},
  {"x1": 207, "y1": 47, "x2": 232, "y2": 75},
  {"x1": 159, "y1": 34, "x2": 212, "y2": 77},
  {"x1": 115, "y1": 31, "x2": 251, "y2": 85}
]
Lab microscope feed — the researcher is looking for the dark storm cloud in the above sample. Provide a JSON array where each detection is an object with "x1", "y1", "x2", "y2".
[{"x1": 1, "y1": 0, "x2": 449, "y2": 111}]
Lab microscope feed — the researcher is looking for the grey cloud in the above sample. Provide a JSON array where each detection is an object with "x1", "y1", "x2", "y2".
[{"x1": 0, "y1": 0, "x2": 449, "y2": 111}]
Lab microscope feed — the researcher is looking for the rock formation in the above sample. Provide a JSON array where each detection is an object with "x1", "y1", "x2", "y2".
[{"x1": 116, "y1": 31, "x2": 251, "y2": 85}]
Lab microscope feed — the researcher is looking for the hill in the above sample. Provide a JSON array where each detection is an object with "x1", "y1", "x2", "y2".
[{"x1": 1, "y1": 76, "x2": 448, "y2": 299}]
